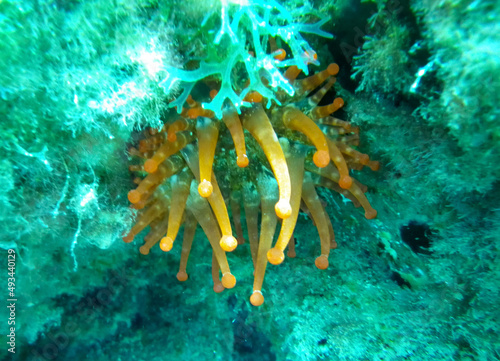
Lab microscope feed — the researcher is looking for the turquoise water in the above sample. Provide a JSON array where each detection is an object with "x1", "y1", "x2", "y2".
[{"x1": 1, "y1": 0, "x2": 499, "y2": 360}]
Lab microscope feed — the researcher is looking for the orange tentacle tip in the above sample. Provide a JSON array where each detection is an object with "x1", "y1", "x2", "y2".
[
  {"x1": 176, "y1": 271, "x2": 188, "y2": 282},
  {"x1": 198, "y1": 180, "x2": 213, "y2": 198},
  {"x1": 334, "y1": 97, "x2": 344, "y2": 109},
  {"x1": 213, "y1": 283, "x2": 225, "y2": 293},
  {"x1": 365, "y1": 208, "x2": 377, "y2": 219},
  {"x1": 273, "y1": 48, "x2": 286, "y2": 61},
  {"x1": 187, "y1": 108, "x2": 202, "y2": 119},
  {"x1": 160, "y1": 237, "x2": 173, "y2": 252},
  {"x1": 144, "y1": 159, "x2": 158, "y2": 173},
  {"x1": 127, "y1": 190, "x2": 141, "y2": 204},
  {"x1": 221, "y1": 273, "x2": 236, "y2": 289},
  {"x1": 275, "y1": 199, "x2": 292, "y2": 219},
  {"x1": 267, "y1": 247, "x2": 285, "y2": 265},
  {"x1": 358, "y1": 154, "x2": 370, "y2": 165},
  {"x1": 368, "y1": 160, "x2": 380, "y2": 171},
  {"x1": 244, "y1": 91, "x2": 263, "y2": 103},
  {"x1": 139, "y1": 245, "x2": 150, "y2": 255},
  {"x1": 327, "y1": 63, "x2": 340, "y2": 76},
  {"x1": 220, "y1": 235, "x2": 238, "y2": 252},
  {"x1": 237, "y1": 154, "x2": 249, "y2": 168},
  {"x1": 315, "y1": 254, "x2": 329, "y2": 270},
  {"x1": 339, "y1": 175, "x2": 353, "y2": 190},
  {"x1": 167, "y1": 131, "x2": 177, "y2": 142},
  {"x1": 122, "y1": 234, "x2": 134, "y2": 243},
  {"x1": 313, "y1": 150, "x2": 330, "y2": 168},
  {"x1": 250, "y1": 291, "x2": 264, "y2": 306}
]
